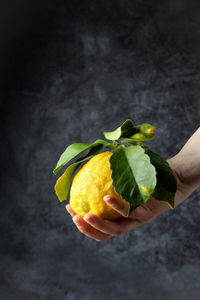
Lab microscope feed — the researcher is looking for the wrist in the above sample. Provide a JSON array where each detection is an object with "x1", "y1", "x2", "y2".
[{"x1": 167, "y1": 152, "x2": 199, "y2": 207}]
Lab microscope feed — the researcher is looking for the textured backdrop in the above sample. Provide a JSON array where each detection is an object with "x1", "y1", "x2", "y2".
[{"x1": 1, "y1": 1, "x2": 200, "y2": 299}]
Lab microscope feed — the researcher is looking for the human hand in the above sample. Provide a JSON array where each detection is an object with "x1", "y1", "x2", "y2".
[
  {"x1": 66, "y1": 194, "x2": 172, "y2": 242},
  {"x1": 66, "y1": 128, "x2": 200, "y2": 242},
  {"x1": 66, "y1": 156, "x2": 188, "y2": 242}
]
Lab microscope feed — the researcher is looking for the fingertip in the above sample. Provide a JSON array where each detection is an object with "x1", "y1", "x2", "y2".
[
  {"x1": 103, "y1": 195, "x2": 111, "y2": 202},
  {"x1": 66, "y1": 204, "x2": 70, "y2": 211},
  {"x1": 72, "y1": 215, "x2": 81, "y2": 223},
  {"x1": 83, "y1": 213, "x2": 93, "y2": 222},
  {"x1": 103, "y1": 195, "x2": 117, "y2": 203},
  {"x1": 66, "y1": 204, "x2": 77, "y2": 217},
  {"x1": 104, "y1": 195, "x2": 130, "y2": 218},
  {"x1": 124, "y1": 203, "x2": 130, "y2": 218}
]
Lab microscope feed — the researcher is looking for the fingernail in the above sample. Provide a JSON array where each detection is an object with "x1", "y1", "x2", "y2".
[
  {"x1": 124, "y1": 205, "x2": 130, "y2": 217},
  {"x1": 103, "y1": 195, "x2": 111, "y2": 202},
  {"x1": 72, "y1": 215, "x2": 79, "y2": 223},
  {"x1": 84, "y1": 213, "x2": 94, "y2": 222},
  {"x1": 83, "y1": 213, "x2": 90, "y2": 221}
]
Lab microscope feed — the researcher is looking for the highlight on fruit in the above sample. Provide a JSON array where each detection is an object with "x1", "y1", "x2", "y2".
[{"x1": 53, "y1": 119, "x2": 177, "y2": 220}]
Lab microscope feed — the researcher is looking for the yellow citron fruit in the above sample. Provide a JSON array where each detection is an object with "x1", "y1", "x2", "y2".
[{"x1": 69, "y1": 151, "x2": 128, "y2": 220}]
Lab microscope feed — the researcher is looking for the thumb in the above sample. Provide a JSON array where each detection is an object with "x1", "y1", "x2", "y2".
[{"x1": 103, "y1": 195, "x2": 130, "y2": 218}]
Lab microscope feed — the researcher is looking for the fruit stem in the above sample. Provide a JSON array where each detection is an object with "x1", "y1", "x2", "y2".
[
  {"x1": 112, "y1": 140, "x2": 120, "y2": 145},
  {"x1": 107, "y1": 143, "x2": 118, "y2": 150}
]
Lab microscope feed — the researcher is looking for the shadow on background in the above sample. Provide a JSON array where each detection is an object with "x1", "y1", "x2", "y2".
[{"x1": 0, "y1": 1, "x2": 200, "y2": 299}]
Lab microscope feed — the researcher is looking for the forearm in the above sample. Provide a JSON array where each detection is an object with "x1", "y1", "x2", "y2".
[{"x1": 167, "y1": 127, "x2": 200, "y2": 207}]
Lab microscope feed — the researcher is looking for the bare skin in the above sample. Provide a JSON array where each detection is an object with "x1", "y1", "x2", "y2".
[{"x1": 66, "y1": 127, "x2": 200, "y2": 242}]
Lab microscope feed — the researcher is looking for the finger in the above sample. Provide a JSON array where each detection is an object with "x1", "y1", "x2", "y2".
[
  {"x1": 66, "y1": 204, "x2": 76, "y2": 217},
  {"x1": 103, "y1": 195, "x2": 130, "y2": 217},
  {"x1": 83, "y1": 213, "x2": 123, "y2": 236},
  {"x1": 128, "y1": 205, "x2": 148, "y2": 220},
  {"x1": 116, "y1": 217, "x2": 141, "y2": 232},
  {"x1": 72, "y1": 215, "x2": 111, "y2": 242},
  {"x1": 83, "y1": 213, "x2": 138, "y2": 236},
  {"x1": 128, "y1": 198, "x2": 155, "y2": 222}
]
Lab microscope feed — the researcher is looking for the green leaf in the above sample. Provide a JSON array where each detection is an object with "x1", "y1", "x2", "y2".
[
  {"x1": 145, "y1": 150, "x2": 177, "y2": 208},
  {"x1": 54, "y1": 163, "x2": 79, "y2": 202},
  {"x1": 120, "y1": 123, "x2": 155, "y2": 143},
  {"x1": 53, "y1": 139, "x2": 110, "y2": 175},
  {"x1": 110, "y1": 145, "x2": 157, "y2": 212},
  {"x1": 54, "y1": 145, "x2": 105, "y2": 202},
  {"x1": 103, "y1": 119, "x2": 135, "y2": 141},
  {"x1": 141, "y1": 145, "x2": 148, "y2": 150},
  {"x1": 121, "y1": 133, "x2": 155, "y2": 144}
]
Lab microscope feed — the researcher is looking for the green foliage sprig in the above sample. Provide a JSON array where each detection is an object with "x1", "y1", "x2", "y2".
[{"x1": 53, "y1": 119, "x2": 177, "y2": 213}]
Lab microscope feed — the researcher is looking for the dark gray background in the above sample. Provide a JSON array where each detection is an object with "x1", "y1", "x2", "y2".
[{"x1": 1, "y1": 1, "x2": 200, "y2": 299}]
